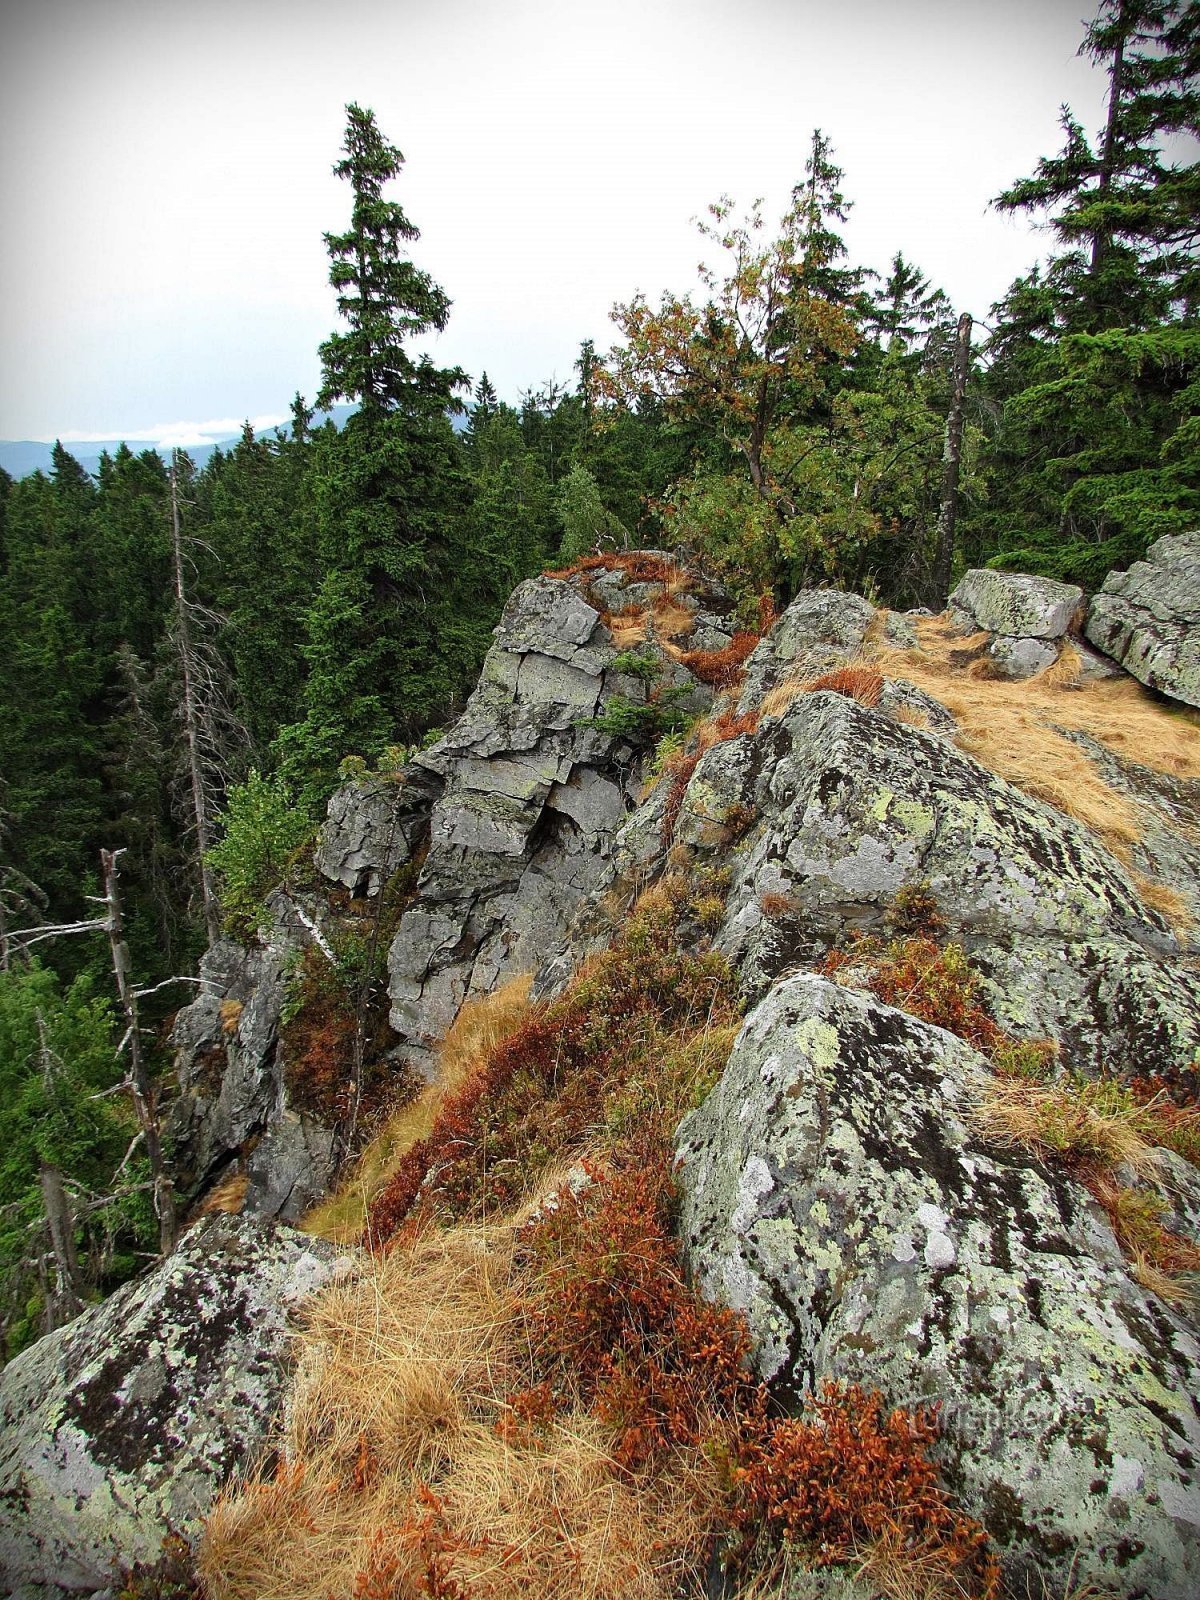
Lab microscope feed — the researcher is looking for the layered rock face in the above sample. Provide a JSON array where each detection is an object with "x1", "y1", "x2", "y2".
[
  {"x1": 168, "y1": 561, "x2": 734, "y2": 1197},
  {"x1": 0, "y1": 1216, "x2": 340, "y2": 1595},
  {"x1": 166, "y1": 892, "x2": 339, "y2": 1222},
  {"x1": 325, "y1": 564, "x2": 730, "y2": 1074},
  {"x1": 1086, "y1": 531, "x2": 1200, "y2": 708}
]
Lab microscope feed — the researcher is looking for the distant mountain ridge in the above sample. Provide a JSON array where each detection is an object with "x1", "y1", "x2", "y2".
[{"x1": 0, "y1": 406, "x2": 359, "y2": 479}]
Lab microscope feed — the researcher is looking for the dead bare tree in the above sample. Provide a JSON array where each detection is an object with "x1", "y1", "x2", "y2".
[
  {"x1": 167, "y1": 453, "x2": 250, "y2": 948},
  {"x1": 0, "y1": 783, "x2": 47, "y2": 973},
  {"x1": 33, "y1": 1016, "x2": 85, "y2": 1330},
  {"x1": 931, "y1": 311, "x2": 973, "y2": 605},
  {"x1": 101, "y1": 848, "x2": 178, "y2": 1254}
]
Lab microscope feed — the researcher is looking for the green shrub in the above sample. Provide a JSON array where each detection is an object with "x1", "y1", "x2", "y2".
[
  {"x1": 610, "y1": 649, "x2": 662, "y2": 684},
  {"x1": 580, "y1": 689, "x2": 692, "y2": 740},
  {"x1": 206, "y1": 770, "x2": 316, "y2": 938}
]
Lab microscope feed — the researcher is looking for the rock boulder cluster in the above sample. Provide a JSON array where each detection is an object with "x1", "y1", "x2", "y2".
[{"x1": 3, "y1": 537, "x2": 1199, "y2": 1597}]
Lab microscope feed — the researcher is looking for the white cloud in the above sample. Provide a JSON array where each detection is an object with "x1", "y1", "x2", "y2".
[{"x1": 54, "y1": 414, "x2": 289, "y2": 449}]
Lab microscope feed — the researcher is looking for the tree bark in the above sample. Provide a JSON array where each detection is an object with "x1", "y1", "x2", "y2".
[
  {"x1": 932, "y1": 312, "x2": 973, "y2": 604},
  {"x1": 1091, "y1": 3, "x2": 1129, "y2": 286},
  {"x1": 101, "y1": 848, "x2": 177, "y2": 1254},
  {"x1": 170, "y1": 459, "x2": 223, "y2": 948},
  {"x1": 39, "y1": 1162, "x2": 83, "y2": 1328}
]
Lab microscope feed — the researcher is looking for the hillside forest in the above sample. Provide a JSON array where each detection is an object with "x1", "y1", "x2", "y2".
[{"x1": 0, "y1": 0, "x2": 1195, "y2": 1351}]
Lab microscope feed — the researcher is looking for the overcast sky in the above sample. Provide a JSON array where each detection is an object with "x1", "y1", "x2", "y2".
[{"x1": 1, "y1": 0, "x2": 1114, "y2": 446}]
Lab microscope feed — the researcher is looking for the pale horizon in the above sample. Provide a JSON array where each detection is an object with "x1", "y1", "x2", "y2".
[{"x1": 1, "y1": 0, "x2": 1124, "y2": 442}]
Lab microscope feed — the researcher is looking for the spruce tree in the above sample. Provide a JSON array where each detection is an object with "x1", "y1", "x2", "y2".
[{"x1": 278, "y1": 104, "x2": 472, "y2": 798}]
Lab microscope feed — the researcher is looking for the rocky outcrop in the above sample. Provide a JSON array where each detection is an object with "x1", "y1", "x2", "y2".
[
  {"x1": 557, "y1": 677, "x2": 1196, "y2": 1079},
  {"x1": 947, "y1": 569, "x2": 1083, "y2": 680},
  {"x1": 141, "y1": 553, "x2": 1199, "y2": 1596},
  {"x1": 737, "y1": 588, "x2": 875, "y2": 714},
  {"x1": 0, "y1": 1215, "x2": 341, "y2": 1595},
  {"x1": 1086, "y1": 532, "x2": 1200, "y2": 708},
  {"x1": 676, "y1": 975, "x2": 1200, "y2": 1597},
  {"x1": 166, "y1": 893, "x2": 337, "y2": 1222},
  {"x1": 370, "y1": 567, "x2": 724, "y2": 1072}
]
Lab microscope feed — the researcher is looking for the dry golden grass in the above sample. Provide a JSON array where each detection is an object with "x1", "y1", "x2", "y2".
[
  {"x1": 302, "y1": 976, "x2": 533, "y2": 1244},
  {"x1": 970, "y1": 1077, "x2": 1165, "y2": 1182},
  {"x1": 760, "y1": 671, "x2": 811, "y2": 719},
  {"x1": 1129, "y1": 872, "x2": 1193, "y2": 936},
  {"x1": 869, "y1": 616, "x2": 1200, "y2": 855},
  {"x1": 218, "y1": 998, "x2": 243, "y2": 1036},
  {"x1": 855, "y1": 1526, "x2": 983, "y2": 1600},
  {"x1": 200, "y1": 1221, "x2": 724, "y2": 1600},
  {"x1": 607, "y1": 609, "x2": 648, "y2": 647},
  {"x1": 1130, "y1": 1253, "x2": 1199, "y2": 1310},
  {"x1": 198, "y1": 1172, "x2": 248, "y2": 1217}
]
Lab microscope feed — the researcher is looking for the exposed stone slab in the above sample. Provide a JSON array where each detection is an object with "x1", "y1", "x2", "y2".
[
  {"x1": 676, "y1": 974, "x2": 1200, "y2": 1597},
  {"x1": 950, "y1": 569, "x2": 1083, "y2": 640},
  {"x1": 313, "y1": 766, "x2": 439, "y2": 896},
  {"x1": 1086, "y1": 532, "x2": 1200, "y2": 708},
  {"x1": 986, "y1": 633, "x2": 1059, "y2": 679},
  {"x1": 0, "y1": 1216, "x2": 342, "y2": 1593}
]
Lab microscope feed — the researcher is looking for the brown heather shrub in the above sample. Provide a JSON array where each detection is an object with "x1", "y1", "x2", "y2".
[
  {"x1": 819, "y1": 935, "x2": 1046, "y2": 1065},
  {"x1": 679, "y1": 630, "x2": 759, "y2": 691},
  {"x1": 365, "y1": 885, "x2": 741, "y2": 1242},
  {"x1": 206, "y1": 874, "x2": 1000, "y2": 1600},
  {"x1": 546, "y1": 551, "x2": 685, "y2": 586},
  {"x1": 759, "y1": 890, "x2": 798, "y2": 920},
  {"x1": 304, "y1": 977, "x2": 534, "y2": 1245},
  {"x1": 805, "y1": 665, "x2": 885, "y2": 707}
]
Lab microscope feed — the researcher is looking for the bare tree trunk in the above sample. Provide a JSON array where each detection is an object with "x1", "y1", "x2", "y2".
[
  {"x1": 101, "y1": 848, "x2": 178, "y2": 1254},
  {"x1": 39, "y1": 1162, "x2": 83, "y2": 1328},
  {"x1": 931, "y1": 311, "x2": 973, "y2": 605},
  {"x1": 170, "y1": 459, "x2": 222, "y2": 948},
  {"x1": 1091, "y1": 3, "x2": 1128, "y2": 287}
]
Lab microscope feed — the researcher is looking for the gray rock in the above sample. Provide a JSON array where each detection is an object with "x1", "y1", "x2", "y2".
[
  {"x1": 738, "y1": 589, "x2": 875, "y2": 714},
  {"x1": 985, "y1": 633, "x2": 1059, "y2": 679},
  {"x1": 881, "y1": 609, "x2": 919, "y2": 649},
  {"x1": 687, "y1": 692, "x2": 1178, "y2": 1008},
  {"x1": 383, "y1": 570, "x2": 734, "y2": 1069},
  {"x1": 676, "y1": 974, "x2": 1200, "y2": 1597},
  {"x1": 950, "y1": 569, "x2": 1083, "y2": 640},
  {"x1": 314, "y1": 766, "x2": 439, "y2": 896},
  {"x1": 545, "y1": 684, "x2": 1193, "y2": 1081},
  {"x1": 979, "y1": 937, "x2": 1200, "y2": 1079},
  {"x1": 1086, "y1": 532, "x2": 1200, "y2": 708},
  {"x1": 166, "y1": 894, "x2": 336, "y2": 1220},
  {"x1": 244, "y1": 1112, "x2": 337, "y2": 1222},
  {"x1": 0, "y1": 1215, "x2": 342, "y2": 1593}
]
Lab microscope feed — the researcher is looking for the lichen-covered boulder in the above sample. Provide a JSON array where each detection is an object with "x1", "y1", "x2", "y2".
[
  {"x1": 949, "y1": 569, "x2": 1083, "y2": 640},
  {"x1": 676, "y1": 974, "x2": 1200, "y2": 1597},
  {"x1": 0, "y1": 1215, "x2": 342, "y2": 1594},
  {"x1": 737, "y1": 589, "x2": 875, "y2": 714},
  {"x1": 684, "y1": 694, "x2": 1178, "y2": 1023},
  {"x1": 1086, "y1": 532, "x2": 1200, "y2": 708}
]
